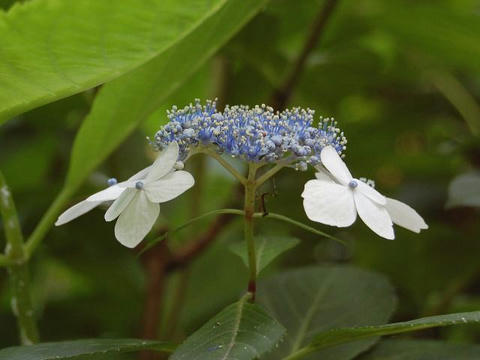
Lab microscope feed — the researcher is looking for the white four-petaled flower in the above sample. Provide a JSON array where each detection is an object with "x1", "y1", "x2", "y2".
[
  {"x1": 55, "y1": 142, "x2": 194, "y2": 248},
  {"x1": 302, "y1": 146, "x2": 427, "y2": 239}
]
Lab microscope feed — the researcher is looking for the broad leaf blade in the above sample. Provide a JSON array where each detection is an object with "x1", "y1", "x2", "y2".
[
  {"x1": 359, "y1": 339, "x2": 480, "y2": 360},
  {"x1": 64, "y1": 0, "x2": 268, "y2": 189},
  {"x1": 257, "y1": 266, "x2": 397, "y2": 360},
  {"x1": 0, "y1": 0, "x2": 226, "y2": 123},
  {"x1": 309, "y1": 311, "x2": 480, "y2": 352},
  {"x1": 230, "y1": 236, "x2": 300, "y2": 275},
  {"x1": 0, "y1": 339, "x2": 175, "y2": 360},
  {"x1": 171, "y1": 294, "x2": 285, "y2": 360}
]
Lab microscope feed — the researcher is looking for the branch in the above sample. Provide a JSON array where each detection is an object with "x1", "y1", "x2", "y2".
[
  {"x1": 167, "y1": 211, "x2": 235, "y2": 271},
  {"x1": 270, "y1": 0, "x2": 340, "y2": 110},
  {"x1": 139, "y1": 239, "x2": 171, "y2": 360}
]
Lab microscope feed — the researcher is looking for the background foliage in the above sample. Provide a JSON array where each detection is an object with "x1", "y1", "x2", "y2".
[{"x1": 1, "y1": 0, "x2": 480, "y2": 358}]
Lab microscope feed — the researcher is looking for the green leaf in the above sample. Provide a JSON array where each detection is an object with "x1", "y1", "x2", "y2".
[
  {"x1": 25, "y1": 0, "x2": 268, "y2": 255},
  {"x1": 427, "y1": 70, "x2": 480, "y2": 136},
  {"x1": 446, "y1": 172, "x2": 480, "y2": 208},
  {"x1": 170, "y1": 294, "x2": 286, "y2": 360},
  {"x1": 0, "y1": 339, "x2": 175, "y2": 360},
  {"x1": 292, "y1": 311, "x2": 480, "y2": 359},
  {"x1": 64, "y1": 0, "x2": 268, "y2": 189},
  {"x1": 257, "y1": 266, "x2": 397, "y2": 360},
  {"x1": 230, "y1": 236, "x2": 300, "y2": 275},
  {"x1": 359, "y1": 339, "x2": 480, "y2": 360},
  {"x1": 0, "y1": 0, "x2": 226, "y2": 123}
]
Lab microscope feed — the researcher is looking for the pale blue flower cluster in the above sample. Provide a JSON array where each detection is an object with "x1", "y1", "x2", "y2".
[{"x1": 154, "y1": 99, "x2": 347, "y2": 170}]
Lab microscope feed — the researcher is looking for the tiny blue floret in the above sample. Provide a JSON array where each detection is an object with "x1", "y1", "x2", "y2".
[
  {"x1": 154, "y1": 99, "x2": 347, "y2": 171},
  {"x1": 348, "y1": 180, "x2": 358, "y2": 189},
  {"x1": 107, "y1": 178, "x2": 118, "y2": 186},
  {"x1": 135, "y1": 181, "x2": 144, "y2": 190}
]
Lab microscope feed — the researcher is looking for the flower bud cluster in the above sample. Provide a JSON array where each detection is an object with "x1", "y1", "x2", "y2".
[{"x1": 154, "y1": 99, "x2": 347, "y2": 170}]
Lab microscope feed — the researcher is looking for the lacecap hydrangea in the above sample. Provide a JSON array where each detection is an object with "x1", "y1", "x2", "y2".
[{"x1": 153, "y1": 99, "x2": 347, "y2": 170}]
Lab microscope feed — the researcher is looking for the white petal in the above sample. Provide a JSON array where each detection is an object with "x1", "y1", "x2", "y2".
[
  {"x1": 386, "y1": 197, "x2": 428, "y2": 233},
  {"x1": 354, "y1": 192, "x2": 394, "y2": 240},
  {"x1": 314, "y1": 167, "x2": 338, "y2": 183},
  {"x1": 86, "y1": 185, "x2": 125, "y2": 202},
  {"x1": 320, "y1": 146, "x2": 352, "y2": 185},
  {"x1": 117, "y1": 180, "x2": 138, "y2": 189},
  {"x1": 145, "y1": 142, "x2": 179, "y2": 183},
  {"x1": 55, "y1": 200, "x2": 101, "y2": 226},
  {"x1": 128, "y1": 165, "x2": 152, "y2": 181},
  {"x1": 144, "y1": 170, "x2": 194, "y2": 203},
  {"x1": 114, "y1": 192, "x2": 160, "y2": 248},
  {"x1": 356, "y1": 180, "x2": 386, "y2": 205},
  {"x1": 302, "y1": 179, "x2": 356, "y2": 227},
  {"x1": 104, "y1": 188, "x2": 136, "y2": 222}
]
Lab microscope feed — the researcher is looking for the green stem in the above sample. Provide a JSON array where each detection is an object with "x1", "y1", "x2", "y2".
[
  {"x1": 139, "y1": 208, "x2": 344, "y2": 256},
  {"x1": 202, "y1": 148, "x2": 247, "y2": 185},
  {"x1": 0, "y1": 254, "x2": 14, "y2": 267},
  {"x1": 258, "y1": 212, "x2": 344, "y2": 244},
  {"x1": 256, "y1": 163, "x2": 284, "y2": 187},
  {"x1": 244, "y1": 164, "x2": 258, "y2": 301},
  {"x1": 0, "y1": 171, "x2": 39, "y2": 344},
  {"x1": 24, "y1": 187, "x2": 73, "y2": 258}
]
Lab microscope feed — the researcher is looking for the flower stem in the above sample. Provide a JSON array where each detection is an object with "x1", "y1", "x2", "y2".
[
  {"x1": 139, "y1": 208, "x2": 344, "y2": 256},
  {"x1": 0, "y1": 171, "x2": 39, "y2": 344},
  {"x1": 256, "y1": 163, "x2": 284, "y2": 187},
  {"x1": 244, "y1": 164, "x2": 258, "y2": 301},
  {"x1": 202, "y1": 148, "x2": 247, "y2": 185}
]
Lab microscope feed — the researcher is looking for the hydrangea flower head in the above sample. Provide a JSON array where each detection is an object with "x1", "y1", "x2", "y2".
[{"x1": 154, "y1": 99, "x2": 347, "y2": 170}]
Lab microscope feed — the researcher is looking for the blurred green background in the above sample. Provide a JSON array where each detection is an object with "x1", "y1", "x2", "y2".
[{"x1": 1, "y1": 0, "x2": 479, "y2": 352}]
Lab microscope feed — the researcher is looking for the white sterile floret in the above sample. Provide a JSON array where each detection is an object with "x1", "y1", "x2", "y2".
[
  {"x1": 55, "y1": 142, "x2": 194, "y2": 248},
  {"x1": 301, "y1": 146, "x2": 428, "y2": 239}
]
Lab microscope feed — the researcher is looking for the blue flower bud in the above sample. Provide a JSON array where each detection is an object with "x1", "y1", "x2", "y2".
[
  {"x1": 107, "y1": 178, "x2": 118, "y2": 186},
  {"x1": 348, "y1": 180, "x2": 358, "y2": 189}
]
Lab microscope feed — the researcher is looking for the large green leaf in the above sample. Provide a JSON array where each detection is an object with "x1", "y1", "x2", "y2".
[
  {"x1": 64, "y1": 0, "x2": 268, "y2": 189},
  {"x1": 170, "y1": 294, "x2": 286, "y2": 360},
  {"x1": 0, "y1": 0, "x2": 226, "y2": 123},
  {"x1": 0, "y1": 339, "x2": 175, "y2": 360},
  {"x1": 291, "y1": 311, "x2": 480, "y2": 359},
  {"x1": 25, "y1": 0, "x2": 268, "y2": 254},
  {"x1": 230, "y1": 236, "x2": 300, "y2": 275},
  {"x1": 257, "y1": 266, "x2": 397, "y2": 360},
  {"x1": 359, "y1": 339, "x2": 480, "y2": 360}
]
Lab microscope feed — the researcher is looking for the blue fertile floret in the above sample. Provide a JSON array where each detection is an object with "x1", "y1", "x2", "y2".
[{"x1": 153, "y1": 99, "x2": 347, "y2": 170}]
